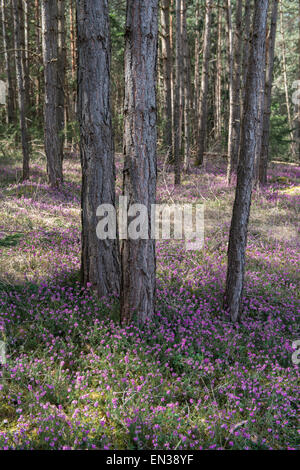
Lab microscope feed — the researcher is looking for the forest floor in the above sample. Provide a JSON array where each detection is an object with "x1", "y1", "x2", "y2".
[{"x1": 0, "y1": 141, "x2": 299, "y2": 450}]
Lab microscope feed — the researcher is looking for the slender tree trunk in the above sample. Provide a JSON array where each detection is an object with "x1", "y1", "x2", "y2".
[
  {"x1": 23, "y1": 0, "x2": 28, "y2": 68},
  {"x1": 214, "y1": 0, "x2": 222, "y2": 144},
  {"x1": 224, "y1": 0, "x2": 269, "y2": 322},
  {"x1": 178, "y1": 0, "x2": 184, "y2": 153},
  {"x1": 41, "y1": 0, "x2": 63, "y2": 187},
  {"x1": 174, "y1": 0, "x2": 182, "y2": 184},
  {"x1": 77, "y1": 0, "x2": 120, "y2": 299},
  {"x1": 182, "y1": 0, "x2": 191, "y2": 172},
  {"x1": 69, "y1": 0, "x2": 77, "y2": 146},
  {"x1": 194, "y1": 0, "x2": 200, "y2": 116},
  {"x1": 259, "y1": 0, "x2": 279, "y2": 185},
  {"x1": 227, "y1": 0, "x2": 243, "y2": 183},
  {"x1": 34, "y1": 0, "x2": 42, "y2": 118},
  {"x1": 121, "y1": 0, "x2": 158, "y2": 325},
  {"x1": 241, "y1": 0, "x2": 252, "y2": 107},
  {"x1": 160, "y1": 0, "x2": 173, "y2": 160},
  {"x1": 1, "y1": 0, "x2": 16, "y2": 124},
  {"x1": 295, "y1": 0, "x2": 300, "y2": 161},
  {"x1": 227, "y1": 0, "x2": 234, "y2": 174},
  {"x1": 279, "y1": 0, "x2": 295, "y2": 158},
  {"x1": 170, "y1": 0, "x2": 174, "y2": 128},
  {"x1": 22, "y1": 0, "x2": 30, "y2": 113},
  {"x1": 57, "y1": 0, "x2": 65, "y2": 158},
  {"x1": 253, "y1": 21, "x2": 268, "y2": 183},
  {"x1": 70, "y1": 0, "x2": 76, "y2": 80},
  {"x1": 12, "y1": 0, "x2": 30, "y2": 180},
  {"x1": 197, "y1": 0, "x2": 212, "y2": 166}
]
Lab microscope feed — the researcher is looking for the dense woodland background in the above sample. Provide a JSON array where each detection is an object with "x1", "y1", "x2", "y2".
[{"x1": 0, "y1": 0, "x2": 299, "y2": 169}]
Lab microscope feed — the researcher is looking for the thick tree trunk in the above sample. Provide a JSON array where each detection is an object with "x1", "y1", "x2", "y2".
[
  {"x1": 259, "y1": 0, "x2": 279, "y2": 185},
  {"x1": 224, "y1": 0, "x2": 269, "y2": 322},
  {"x1": 121, "y1": 0, "x2": 158, "y2": 325},
  {"x1": 12, "y1": 0, "x2": 30, "y2": 180},
  {"x1": 77, "y1": 0, "x2": 120, "y2": 299},
  {"x1": 160, "y1": 0, "x2": 173, "y2": 160},
  {"x1": 41, "y1": 0, "x2": 63, "y2": 187},
  {"x1": 1, "y1": 0, "x2": 16, "y2": 124},
  {"x1": 227, "y1": 0, "x2": 243, "y2": 184},
  {"x1": 196, "y1": 0, "x2": 212, "y2": 166}
]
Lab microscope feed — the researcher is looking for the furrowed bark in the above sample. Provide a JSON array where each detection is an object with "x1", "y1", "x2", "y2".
[
  {"x1": 121, "y1": 0, "x2": 158, "y2": 325},
  {"x1": 77, "y1": 0, "x2": 120, "y2": 299}
]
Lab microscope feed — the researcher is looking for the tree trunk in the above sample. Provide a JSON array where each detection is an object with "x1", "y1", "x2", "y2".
[
  {"x1": 259, "y1": 0, "x2": 279, "y2": 184},
  {"x1": 1, "y1": 0, "x2": 16, "y2": 124},
  {"x1": 57, "y1": 0, "x2": 66, "y2": 158},
  {"x1": 253, "y1": 20, "x2": 268, "y2": 183},
  {"x1": 279, "y1": 0, "x2": 295, "y2": 158},
  {"x1": 227, "y1": 0, "x2": 243, "y2": 184},
  {"x1": 295, "y1": 0, "x2": 300, "y2": 161},
  {"x1": 182, "y1": 0, "x2": 191, "y2": 172},
  {"x1": 214, "y1": 0, "x2": 222, "y2": 144},
  {"x1": 77, "y1": 0, "x2": 120, "y2": 299},
  {"x1": 170, "y1": 0, "x2": 174, "y2": 131},
  {"x1": 241, "y1": 0, "x2": 252, "y2": 107},
  {"x1": 226, "y1": 0, "x2": 234, "y2": 173},
  {"x1": 69, "y1": 0, "x2": 77, "y2": 148},
  {"x1": 196, "y1": 0, "x2": 212, "y2": 166},
  {"x1": 160, "y1": 0, "x2": 173, "y2": 160},
  {"x1": 194, "y1": 0, "x2": 200, "y2": 115},
  {"x1": 121, "y1": 0, "x2": 158, "y2": 325},
  {"x1": 173, "y1": 0, "x2": 182, "y2": 184},
  {"x1": 70, "y1": 0, "x2": 76, "y2": 80},
  {"x1": 34, "y1": 0, "x2": 42, "y2": 119},
  {"x1": 179, "y1": 0, "x2": 184, "y2": 154},
  {"x1": 22, "y1": 0, "x2": 30, "y2": 109},
  {"x1": 41, "y1": 0, "x2": 63, "y2": 187},
  {"x1": 12, "y1": 0, "x2": 30, "y2": 180},
  {"x1": 224, "y1": 0, "x2": 269, "y2": 322}
]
